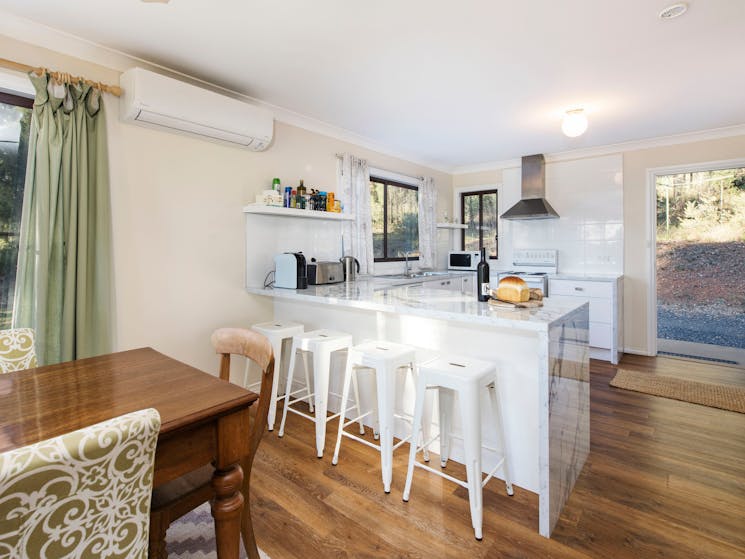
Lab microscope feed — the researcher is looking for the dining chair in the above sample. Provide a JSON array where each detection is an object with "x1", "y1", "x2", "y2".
[
  {"x1": 0, "y1": 408, "x2": 161, "y2": 559},
  {"x1": 148, "y1": 327, "x2": 274, "y2": 559},
  {"x1": 0, "y1": 327, "x2": 38, "y2": 373}
]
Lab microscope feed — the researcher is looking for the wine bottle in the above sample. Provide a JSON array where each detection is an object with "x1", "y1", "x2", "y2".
[{"x1": 477, "y1": 247, "x2": 490, "y2": 302}]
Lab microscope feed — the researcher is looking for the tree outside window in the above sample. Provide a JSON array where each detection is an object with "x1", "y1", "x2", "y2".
[
  {"x1": 370, "y1": 177, "x2": 419, "y2": 262},
  {"x1": 461, "y1": 189, "x2": 498, "y2": 258},
  {"x1": 0, "y1": 92, "x2": 33, "y2": 329}
]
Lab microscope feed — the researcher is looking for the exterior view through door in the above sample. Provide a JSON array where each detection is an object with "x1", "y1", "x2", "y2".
[{"x1": 654, "y1": 164, "x2": 745, "y2": 366}]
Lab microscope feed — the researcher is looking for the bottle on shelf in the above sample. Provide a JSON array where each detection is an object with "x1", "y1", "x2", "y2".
[
  {"x1": 326, "y1": 191, "x2": 335, "y2": 212},
  {"x1": 272, "y1": 177, "x2": 281, "y2": 191},
  {"x1": 477, "y1": 246, "x2": 490, "y2": 302},
  {"x1": 297, "y1": 179, "x2": 306, "y2": 197}
]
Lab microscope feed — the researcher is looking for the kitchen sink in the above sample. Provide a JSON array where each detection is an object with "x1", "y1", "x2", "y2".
[{"x1": 374, "y1": 271, "x2": 452, "y2": 280}]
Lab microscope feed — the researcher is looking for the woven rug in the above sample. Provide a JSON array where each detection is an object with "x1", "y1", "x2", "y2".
[
  {"x1": 610, "y1": 369, "x2": 745, "y2": 414},
  {"x1": 167, "y1": 502, "x2": 270, "y2": 559}
]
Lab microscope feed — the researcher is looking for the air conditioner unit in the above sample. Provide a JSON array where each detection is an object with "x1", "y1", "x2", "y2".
[{"x1": 119, "y1": 67, "x2": 273, "y2": 151}]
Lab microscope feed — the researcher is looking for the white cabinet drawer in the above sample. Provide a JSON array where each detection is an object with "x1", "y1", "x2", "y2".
[
  {"x1": 427, "y1": 278, "x2": 458, "y2": 291},
  {"x1": 589, "y1": 322, "x2": 612, "y2": 349},
  {"x1": 588, "y1": 300, "x2": 612, "y2": 324},
  {"x1": 550, "y1": 279, "x2": 612, "y2": 299}
]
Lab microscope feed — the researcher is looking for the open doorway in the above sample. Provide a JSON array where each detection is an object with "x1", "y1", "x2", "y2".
[{"x1": 654, "y1": 164, "x2": 745, "y2": 366}]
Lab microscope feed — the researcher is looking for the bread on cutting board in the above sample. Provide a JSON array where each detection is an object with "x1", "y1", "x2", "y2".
[{"x1": 494, "y1": 276, "x2": 530, "y2": 303}]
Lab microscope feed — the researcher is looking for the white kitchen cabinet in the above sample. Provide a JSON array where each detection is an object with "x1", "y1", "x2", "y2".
[
  {"x1": 549, "y1": 276, "x2": 623, "y2": 364},
  {"x1": 425, "y1": 277, "x2": 460, "y2": 291},
  {"x1": 460, "y1": 274, "x2": 476, "y2": 296}
]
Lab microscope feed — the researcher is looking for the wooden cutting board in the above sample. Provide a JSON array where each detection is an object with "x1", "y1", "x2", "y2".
[{"x1": 488, "y1": 297, "x2": 543, "y2": 309}]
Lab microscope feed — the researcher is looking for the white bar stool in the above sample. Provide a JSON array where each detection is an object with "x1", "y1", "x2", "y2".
[
  {"x1": 402, "y1": 354, "x2": 513, "y2": 541},
  {"x1": 331, "y1": 340, "x2": 421, "y2": 493},
  {"x1": 278, "y1": 329, "x2": 359, "y2": 458},
  {"x1": 246, "y1": 320, "x2": 310, "y2": 431}
]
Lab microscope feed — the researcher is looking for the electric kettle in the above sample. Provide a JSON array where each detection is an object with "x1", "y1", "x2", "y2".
[{"x1": 340, "y1": 255, "x2": 360, "y2": 282}]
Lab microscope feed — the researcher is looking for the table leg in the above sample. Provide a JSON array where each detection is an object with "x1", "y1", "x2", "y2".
[{"x1": 211, "y1": 464, "x2": 244, "y2": 559}]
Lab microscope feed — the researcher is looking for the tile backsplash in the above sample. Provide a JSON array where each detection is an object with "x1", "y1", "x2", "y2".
[{"x1": 500, "y1": 154, "x2": 623, "y2": 275}]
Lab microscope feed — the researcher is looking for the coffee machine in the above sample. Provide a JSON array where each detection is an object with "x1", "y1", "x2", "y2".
[{"x1": 274, "y1": 252, "x2": 308, "y2": 289}]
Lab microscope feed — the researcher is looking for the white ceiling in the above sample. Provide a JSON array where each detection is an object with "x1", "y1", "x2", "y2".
[{"x1": 1, "y1": 0, "x2": 744, "y2": 169}]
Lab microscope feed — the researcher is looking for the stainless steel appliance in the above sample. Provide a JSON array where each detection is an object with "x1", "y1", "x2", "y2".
[
  {"x1": 307, "y1": 260, "x2": 344, "y2": 285},
  {"x1": 448, "y1": 250, "x2": 481, "y2": 271},
  {"x1": 274, "y1": 252, "x2": 308, "y2": 289},
  {"x1": 340, "y1": 255, "x2": 360, "y2": 282},
  {"x1": 500, "y1": 154, "x2": 560, "y2": 220},
  {"x1": 496, "y1": 249, "x2": 557, "y2": 296}
]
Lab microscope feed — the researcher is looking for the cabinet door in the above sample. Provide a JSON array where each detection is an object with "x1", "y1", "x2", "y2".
[{"x1": 461, "y1": 275, "x2": 474, "y2": 295}]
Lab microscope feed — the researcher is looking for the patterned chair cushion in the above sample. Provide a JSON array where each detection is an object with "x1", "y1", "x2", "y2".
[
  {"x1": 0, "y1": 328, "x2": 38, "y2": 373},
  {"x1": 0, "y1": 408, "x2": 161, "y2": 559}
]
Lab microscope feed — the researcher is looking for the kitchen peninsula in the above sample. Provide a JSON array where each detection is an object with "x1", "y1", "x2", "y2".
[{"x1": 247, "y1": 277, "x2": 590, "y2": 537}]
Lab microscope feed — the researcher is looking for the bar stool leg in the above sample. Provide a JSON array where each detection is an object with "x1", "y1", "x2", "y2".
[
  {"x1": 301, "y1": 350, "x2": 314, "y2": 413},
  {"x1": 312, "y1": 348, "x2": 332, "y2": 458},
  {"x1": 461, "y1": 384, "x2": 484, "y2": 540},
  {"x1": 376, "y1": 362, "x2": 397, "y2": 493},
  {"x1": 266, "y1": 336, "x2": 284, "y2": 431},
  {"x1": 350, "y1": 365, "x2": 366, "y2": 435},
  {"x1": 439, "y1": 388, "x2": 455, "y2": 468},
  {"x1": 402, "y1": 374, "x2": 428, "y2": 502},
  {"x1": 488, "y1": 380, "x2": 514, "y2": 495},
  {"x1": 331, "y1": 356, "x2": 356, "y2": 466},
  {"x1": 369, "y1": 369, "x2": 381, "y2": 440},
  {"x1": 278, "y1": 339, "x2": 300, "y2": 438}
]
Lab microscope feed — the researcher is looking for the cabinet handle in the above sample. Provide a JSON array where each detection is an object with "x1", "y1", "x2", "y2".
[{"x1": 574, "y1": 287, "x2": 584, "y2": 291}]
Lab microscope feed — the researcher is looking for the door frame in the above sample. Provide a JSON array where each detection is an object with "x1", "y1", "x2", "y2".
[{"x1": 646, "y1": 157, "x2": 745, "y2": 355}]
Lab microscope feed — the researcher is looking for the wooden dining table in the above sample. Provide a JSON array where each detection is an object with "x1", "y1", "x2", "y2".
[{"x1": 0, "y1": 347, "x2": 258, "y2": 559}]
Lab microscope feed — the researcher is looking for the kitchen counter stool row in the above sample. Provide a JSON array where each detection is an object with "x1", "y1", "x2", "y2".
[{"x1": 249, "y1": 319, "x2": 514, "y2": 540}]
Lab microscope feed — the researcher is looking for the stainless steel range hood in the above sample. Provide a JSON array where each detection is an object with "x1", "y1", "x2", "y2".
[{"x1": 500, "y1": 154, "x2": 559, "y2": 220}]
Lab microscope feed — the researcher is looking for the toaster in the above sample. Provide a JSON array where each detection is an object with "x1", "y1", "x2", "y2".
[
  {"x1": 307, "y1": 261, "x2": 344, "y2": 285},
  {"x1": 274, "y1": 252, "x2": 308, "y2": 289}
]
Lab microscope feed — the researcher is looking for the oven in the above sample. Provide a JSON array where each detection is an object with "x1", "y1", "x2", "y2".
[{"x1": 496, "y1": 249, "x2": 557, "y2": 296}]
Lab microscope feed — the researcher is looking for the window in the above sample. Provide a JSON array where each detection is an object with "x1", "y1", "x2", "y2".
[
  {"x1": 461, "y1": 189, "x2": 498, "y2": 258},
  {"x1": 0, "y1": 92, "x2": 33, "y2": 329},
  {"x1": 370, "y1": 177, "x2": 419, "y2": 262}
]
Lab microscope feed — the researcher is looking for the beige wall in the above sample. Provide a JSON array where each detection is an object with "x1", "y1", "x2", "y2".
[
  {"x1": 2, "y1": 35, "x2": 452, "y2": 375},
  {"x1": 454, "y1": 136, "x2": 745, "y2": 356},
  {"x1": 622, "y1": 135, "x2": 745, "y2": 354}
]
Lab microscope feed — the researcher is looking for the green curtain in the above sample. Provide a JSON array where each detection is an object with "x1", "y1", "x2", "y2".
[{"x1": 12, "y1": 73, "x2": 113, "y2": 365}]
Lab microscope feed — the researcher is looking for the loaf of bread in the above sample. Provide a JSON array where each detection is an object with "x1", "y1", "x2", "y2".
[
  {"x1": 495, "y1": 276, "x2": 530, "y2": 303},
  {"x1": 529, "y1": 288, "x2": 544, "y2": 301}
]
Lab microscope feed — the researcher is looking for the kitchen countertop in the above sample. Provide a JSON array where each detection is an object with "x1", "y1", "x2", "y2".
[
  {"x1": 551, "y1": 273, "x2": 623, "y2": 282},
  {"x1": 247, "y1": 276, "x2": 588, "y2": 333}
]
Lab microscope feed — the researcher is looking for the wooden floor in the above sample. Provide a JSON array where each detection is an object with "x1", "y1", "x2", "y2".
[{"x1": 248, "y1": 356, "x2": 745, "y2": 559}]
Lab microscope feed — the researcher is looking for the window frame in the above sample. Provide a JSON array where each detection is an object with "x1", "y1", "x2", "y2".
[
  {"x1": 370, "y1": 176, "x2": 420, "y2": 262},
  {"x1": 460, "y1": 188, "x2": 499, "y2": 259},
  {"x1": 0, "y1": 91, "x2": 34, "y2": 109},
  {"x1": 0, "y1": 91, "x2": 34, "y2": 330}
]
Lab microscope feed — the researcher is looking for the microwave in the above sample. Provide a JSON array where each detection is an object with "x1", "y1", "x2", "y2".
[{"x1": 448, "y1": 250, "x2": 481, "y2": 271}]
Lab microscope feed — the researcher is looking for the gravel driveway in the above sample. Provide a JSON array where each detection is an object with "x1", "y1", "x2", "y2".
[{"x1": 658, "y1": 303, "x2": 745, "y2": 349}]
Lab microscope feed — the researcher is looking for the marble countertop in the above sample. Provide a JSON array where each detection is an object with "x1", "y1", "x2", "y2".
[
  {"x1": 247, "y1": 277, "x2": 588, "y2": 332},
  {"x1": 551, "y1": 273, "x2": 623, "y2": 282}
]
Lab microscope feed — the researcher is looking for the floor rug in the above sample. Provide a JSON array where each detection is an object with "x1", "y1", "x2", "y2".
[
  {"x1": 610, "y1": 368, "x2": 745, "y2": 413},
  {"x1": 166, "y1": 502, "x2": 270, "y2": 559}
]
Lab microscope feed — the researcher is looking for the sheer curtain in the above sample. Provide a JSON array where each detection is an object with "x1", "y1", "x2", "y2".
[
  {"x1": 417, "y1": 176, "x2": 437, "y2": 269},
  {"x1": 337, "y1": 154, "x2": 373, "y2": 274},
  {"x1": 12, "y1": 73, "x2": 113, "y2": 365}
]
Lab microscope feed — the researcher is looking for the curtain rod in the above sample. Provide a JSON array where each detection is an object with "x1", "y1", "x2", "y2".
[
  {"x1": 335, "y1": 153, "x2": 424, "y2": 181},
  {"x1": 0, "y1": 57, "x2": 123, "y2": 97}
]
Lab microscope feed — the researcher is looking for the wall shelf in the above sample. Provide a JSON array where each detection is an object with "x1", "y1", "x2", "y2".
[
  {"x1": 437, "y1": 223, "x2": 467, "y2": 230},
  {"x1": 243, "y1": 204, "x2": 355, "y2": 221}
]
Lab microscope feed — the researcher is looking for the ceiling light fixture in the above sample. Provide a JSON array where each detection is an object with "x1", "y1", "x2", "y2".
[
  {"x1": 561, "y1": 109, "x2": 588, "y2": 138},
  {"x1": 659, "y1": 2, "x2": 688, "y2": 20}
]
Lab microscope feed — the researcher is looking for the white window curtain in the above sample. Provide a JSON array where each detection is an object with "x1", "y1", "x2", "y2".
[
  {"x1": 337, "y1": 154, "x2": 373, "y2": 274},
  {"x1": 417, "y1": 176, "x2": 437, "y2": 269}
]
